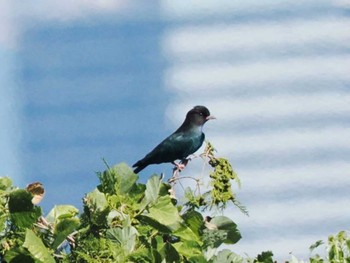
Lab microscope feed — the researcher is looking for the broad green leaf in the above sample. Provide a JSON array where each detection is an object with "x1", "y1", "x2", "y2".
[
  {"x1": 3, "y1": 247, "x2": 35, "y2": 263},
  {"x1": 52, "y1": 217, "x2": 80, "y2": 249},
  {"x1": 137, "y1": 215, "x2": 171, "y2": 233},
  {"x1": 107, "y1": 209, "x2": 120, "y2": 226},
  {"x1": 187, "y1": 255, "x2": 208, "y2": 263},
  {"x1": 211, "y1": 216, "x2": 241, "y2": 244},
  {"x1": 145, "y1": 175, "x2": 162, "y2": 203},
  {"x1": 256, "y1": 251, "x2": 274, "y2": 263},
  {"x1": 107, "y1": 210, "x2": 132, "y2": 228},
  {"x1": 8, "y1": 189, "x2": 41, "y2": 230},
  {"x1": 212, "y1": 249, "x2": 244, "y2": 263},
  {"x1": 146, "y1": 195, "x2": 182, "y2": 229},
  {"x1": 309, "y1": 240, "x2": 324, "y2": 252},
  {"x1": 203, "y1": 228, "x2": 229, "y2": 248},
  {"x1": 0, "y1": 176, "x2": 12, "y2": 191},
  {"x1": 160, "y1": 242, "x2": 180, "y2": 263},
  {"x1": 86, "y1": 188, "x2": 108, "y2": 210},
  {"x1": 46, "y1": 205, "x2": 79, "y2": 224},
  {"x1": 172, "y1": 240, "x2": 203, "y2": 259},
  {"x1": 113, "y1": 163, "x2": 139, "y2": 194},
  {"x1": 182, "y1": 210, "x2": 203, "y2": 238},
  {"x1": 85, "y1": 188, "x2": 109, "y2": 225},
  {"x1": 10, "y1": 207, "x2": 42, "y2": 229},
  {"x1": 98, "y1": 163, "x2": 138, "y2": 195},
  {"x1": 106, "y1": 226, "x2": 138, "y2": 253},
  {"x1": 174, "y1": 223, "x2": 202, "y2": 244},
  {"x1": 140, "y1": 175, "x2": 162, "y2": 210},
  {"x1": 8, "y1": 189, "x2": 34, "y2": 213},
  {"x1": 127, "y1": 247, "x2": 156, "y2": 263},
  {"x1": 23, "y1": 229, "x2": 55, "y2": 263}
]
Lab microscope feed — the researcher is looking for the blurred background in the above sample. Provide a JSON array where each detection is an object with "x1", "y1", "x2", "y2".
[{"x1": 1, "y1": 0, "x2": 350, "y2": 260}]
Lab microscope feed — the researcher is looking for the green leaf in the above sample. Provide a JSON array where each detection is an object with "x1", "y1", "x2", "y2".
[
  {"x1": 106, "y1": 226, "x2": 138, "y2": 253},
  {"x1": 23, "y1": 229, "x2": 55, "y2": 263},
  {"x1": 85, "y1": 188, "x2": 109, "y2": 226},
  {"x1": 46, "y1": 205, "x2": 79, "y2": 224},
  {"x1": 113, "y1": 163, "x2": 139, "y2": 194},
  {"x1": 140, "y1": 175, "x2": 162, "y2": 210},
  {"x1": 172, "y1": 240, "x2": 203, "y2": 259},
  {"x1": 202, "y1": 216, "x2": 240, "y2": 249},
  {"x1": 203, "y1": 228, "x2": 228, "y2": 248},
  {"x1": 10, "y1": 207, "x2": 42, "y2": 229},
  {"x1": 137, "y1": 215, "x2": 172, "y2": 233},
  {"x1": 52, "y1": 217, "x2": 80, "y2": 249},
  {"x1": 146, "y1": 195, "x2": 182, "y2": 230},
  {"x1": 212, "y1": 249, "x2": 244, "y2": 263},
  {"x1": 98, "y1": 163, "x2": 138, "y2": 195},
  {"x1": 174, "y1": 223, "x2": 202, "y2": 244},
  {"x1": 8, "y1": 189, "x2": 34, "y2": 213},
  {"x1": 182, "y1": 210, "x2": 203, "y2": 238},
  {"x1": 86, "y1": 188, "x2": 108, "y2": 210},
  {"x1": 256, "y1": 251, "x2": 274, "y2": 263},
  {"x1": 0, "y1": 176, "x2": 13, "y2": 191},
  {"x1": 8, "y1": 189, "x2": 42, "y2": 229},
  {"x1": 309, "y1": 240, "x2": 324, "y2": 252},
  {"x1": 211, "y1": 216, "x2": 241, "y2": 244},
  {"x1": 127, "y1": 247, "x2": 155, "y2": 263},
  {"x1": 3, "y1": 247, "x2": 35, "y2": 263},
  {"x1": 160, "y1": 242, "x2": 180, "y2": 263}
]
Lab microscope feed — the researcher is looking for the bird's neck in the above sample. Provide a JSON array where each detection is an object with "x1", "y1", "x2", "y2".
[{"x1": 177, "y1": 122, "x2": 203, "y2": 134}]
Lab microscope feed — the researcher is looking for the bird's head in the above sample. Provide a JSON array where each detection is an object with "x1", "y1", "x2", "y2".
[{"x1": 185, "y1": 105, "x2": 215, "y2": 127}]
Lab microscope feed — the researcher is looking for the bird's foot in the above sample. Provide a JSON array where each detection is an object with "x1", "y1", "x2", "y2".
[{"x1": 172, "y1": 159, "x2": 189, "y2": 172}]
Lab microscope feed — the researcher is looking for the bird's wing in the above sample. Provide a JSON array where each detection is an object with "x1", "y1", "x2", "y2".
[
  {"x1": 152, "y1": 131, "x2": 204, "y2": 162},
  {"x1": 133, "y1": 131, "x2": 205, "y2": 172}
]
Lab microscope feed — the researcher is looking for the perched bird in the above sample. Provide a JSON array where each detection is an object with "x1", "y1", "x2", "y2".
[{"x1": 133, "y1": 105, "x2": 215, "y2": 173}]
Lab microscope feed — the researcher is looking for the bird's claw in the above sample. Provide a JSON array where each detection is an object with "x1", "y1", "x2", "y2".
[{"x1": 172, "y1": 159, "x2": 189, "y2": 172}]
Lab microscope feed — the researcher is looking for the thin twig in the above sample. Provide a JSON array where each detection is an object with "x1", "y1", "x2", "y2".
[{"x1": 168, "y1": 176, "x2": 200, "y2": 184}]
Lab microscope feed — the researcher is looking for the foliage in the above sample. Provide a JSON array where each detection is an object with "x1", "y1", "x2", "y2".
[
  {"x1": 307, "y1": 230, "x2": 350, "y2": 263},
  {"x1": 0, "y1": 177, "x2": 80, "y2": 263},
  {"x1": 68, "y1": 163, "x2": 242, "y2": 262},
  {"x1": 0, "y1": 145, "x2": 244, "y2": 263},
  {"x1": 1, "y1": 144, "x2": 350, "y2": 262},
  {"x1": 180, "y1": 142, "x2": 248, "y2": 215}
]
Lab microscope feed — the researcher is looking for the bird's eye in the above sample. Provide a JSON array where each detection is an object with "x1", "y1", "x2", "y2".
[{"x1": 199, "y1": 112, "x2": 203, "y2": 116}]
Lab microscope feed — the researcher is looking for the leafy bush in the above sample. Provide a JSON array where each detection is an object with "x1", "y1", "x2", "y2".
[
  {"x1": 1, "y1": 144, "x2": 349, "y2": 263},
  {"x1": 0, "y1": 143, "x2": 246, "y2": 263}
]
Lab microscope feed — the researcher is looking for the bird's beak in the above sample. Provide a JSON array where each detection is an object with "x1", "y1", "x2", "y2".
[{"x1": 206, "y1": 115, "x2": 216, "y2": 121}]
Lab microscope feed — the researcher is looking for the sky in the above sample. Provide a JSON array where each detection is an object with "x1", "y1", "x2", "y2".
[{"x1": 1, "y1": 0, "x2": 350, "y2": 261}]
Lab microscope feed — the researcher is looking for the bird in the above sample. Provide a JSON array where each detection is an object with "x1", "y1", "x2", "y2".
[{"x1": 133, "y1": 105, "x2": 215, "y2": 173}]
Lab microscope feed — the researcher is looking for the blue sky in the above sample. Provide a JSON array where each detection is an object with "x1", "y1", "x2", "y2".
[{"x1": 1, "y1": 0, "x2": 350, "y2": 260}]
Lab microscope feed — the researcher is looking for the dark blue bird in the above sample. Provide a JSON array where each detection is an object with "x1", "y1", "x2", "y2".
[{"x1": 133, "y1": 105, "x2": 215, "y2": 173}]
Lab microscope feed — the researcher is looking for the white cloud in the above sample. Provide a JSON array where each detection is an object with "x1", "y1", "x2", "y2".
[
  {"x1": 233, "y1": 234, "x2": 326, "y2": 261},
  {"x1": 232, "y1": 196, "x2": 350, "y2": 260},
  {"x1": 162, "y1": 18, "x2": 350, "y2": 60},
  {"x1": 333, "y1": 0, "x2": 350, "y2": 7},
  {"x1": 0, "y1": 0, "x2": 129, "y2": 48},
  {"x1": 237, "y1": 198, "x2": 350, "y2": 229},
  {"x1": 167, "y1": 92, "x2": 350, "y2": 124},
  {"x1": 164, "y1": 55, "x2": 350, "y2": 91},
  {"x1": 211, "y1": 125, "x2": 350, "y2": 157},
  {"x1": 239, "y1": 161, "x2": 350, "y2": 191},
  {"x1": 0, "y1": 52, "x2": 22, "y2": 181},
  {"x1": 13, "y1": 0, "x2": 128, "y2": 22},
  {"x1": 160, "y1": 0, "x2": 329, "y2": 19},
  {"x1": 0, "y1": 0, "x2": 18, "y2": 48},
  {"x1": 162, "y1": 2, "x2": 350, "y2": 259}
]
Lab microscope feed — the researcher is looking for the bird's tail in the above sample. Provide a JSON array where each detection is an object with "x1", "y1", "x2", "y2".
[{"x1": 132, "y1": 160, "x2": 146, "y2": 174}]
